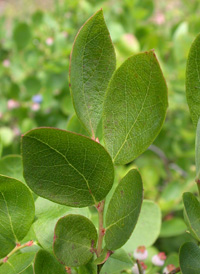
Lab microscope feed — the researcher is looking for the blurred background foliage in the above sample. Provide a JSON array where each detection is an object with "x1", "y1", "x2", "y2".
[{"x1": 0, "y1": 0, "x2": 200, "y2": 263}]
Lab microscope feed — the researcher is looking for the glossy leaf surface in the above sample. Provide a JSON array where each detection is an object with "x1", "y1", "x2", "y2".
[
  {"x1": 103, "y1": 50, "x2": 168, "y2": 165},
  {"x1": 105, "y1": 169, "x2": 143, "y2": 250},
  {"x1": 69, "y1": 9, "x2": 116, "y2": 137},
  {"x1": 53, "y1": 214, "x2": 97, "y2": 267},
  {"x1": 22, "y1": 128, "x2": 114, "y2": 207},
  {"x1": 0, "y1": 175, "x2": 35, "y2": 258}
]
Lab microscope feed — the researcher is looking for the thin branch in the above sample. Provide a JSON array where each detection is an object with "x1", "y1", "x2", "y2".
[
  {"x1": 0, "y1": 240, "x2": 34, "y2": 264},
  {"x1": 136, "y1": 260, "x2": 143, "y2": 274},
  {"x1": 168, "y1": 267, "x2": 181, "y2": 274},
  {"x1": 96, "y1": 200, "x2": 105, "y2": 257}
]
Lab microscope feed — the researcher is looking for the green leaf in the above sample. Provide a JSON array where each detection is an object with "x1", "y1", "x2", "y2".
[
  {"x1": 160, "y1": 218, "x2": 187, "y2": 238},
  {"x1": 0, "y1": 175, "x2": 35, "y2": 258},
  {"x1": 103, "y1": 50, "x2": 168, "y2": 165},
  {"x1": 78, "y1": 260, "x2": 97, "y2": 274},
  {"x1": 34, "y1": 250, "x2": 66, "y2": 274},
  {"x1": 66, "y1": 114, "x2": 90, "y2": 137},
  {"x1": 0, "y1": 252, "x2": 35, "y2": 274},
  {"x1": 0, "y1": 155, "x2": 25, "y2": 183},
  {"x1": 105, "y1": 169, "x2": 143, "y2": 250},
  {"x1": 13, "y1": 23, "x2": 31, "y2": 50},
  {"x1": 195, "y1": 118, "x2": 200, "y2": 191},
  {"x1": 180, "y1": 242, "x2": 200, "y2": 274},
  {"x1": 123, "y1": 200, "x2": 161, "y2": 252},
  {"x1": 100, "y1": 249, "x2": 132, "y2": 274},
  {"x1": 53, "y1": 214, "x2": 97, "y2": 267},
  {"x1": 183, "y1": 192, "x2": 200, "y2": 241},
  {"x1": 69, "y1": 9, "x2": 116, "y2": 137},
  {"x1": 186, "y1": 33, "x2": 200, "y2": 126},
  {"x1": 33, "y1": 197, "x2": 90, "y2": 252},
  {"x1": 22, "y1": 127, "x2": 114, "y2": 207}
]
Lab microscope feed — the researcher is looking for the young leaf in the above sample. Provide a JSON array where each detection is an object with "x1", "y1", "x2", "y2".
[
  {"x1": 183, "y1": 192, "x2": 200, "y2": 241},
  {"x1": 103, "y1": 50, "x2": 168, "y2": 165},
  {"x1": 34, "y1": 250, "x2": 66, "y2": 274},
  {"x1": 186, "y1": 33, "x2": 200, "y2": 126},
  {"x1": 0, "y1": 252, "x2": 35, "y2": 274},
  {"x1": 22, "y1": 128, "x2": 114, "y2": 207},
  {"x1": 105, "y1": 169, "x2": 143, "y2": 250},
  {"x1": 0, "y1": 155, "x2": 24, "y2": 183},
  {"x1": 69, "y1": 9, "x2": 116, "y2": 137},
  {"x1": 0, "y1": 175, "x2": 35, "y2": 258},
  {"x1": 180, "y1": 242, "x2": 200, "y2": 274},
  {"x1": 123, "y1": 200, "x2": 161, "y2": 252},
  {"x1": 53, "y1": 214, "x2": 97, "y2": 267},
  {"x1": 100, "y1": 249, "x2": 133, "y2": 274}
]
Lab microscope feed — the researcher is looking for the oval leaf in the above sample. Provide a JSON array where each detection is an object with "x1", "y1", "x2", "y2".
[
  {"x1": 0, "y1": 252, "x2": 35, "y2": 274},
  {"x1": 0, "y1": 175, "x2": 35, "y2": 258},
  {"x1": 195, "y1": 118, "x2": 200, "y2": 193},
  {"x1": 103, "y1": 50, "x2": 168, "y2": 165},
  {"x1": 183, "y1": 192, "x2": 200, "y2": 241},
  {"x1": 186, "y1": 33, "x2": 200, "y2": 126},
  {"x1": 69, "y1": 9, "x2": 116, "y2": 137},
  {"x1": 123, "y1": 200, "x2": 161, "y2": 252},
  {"x1": 180, "y1": 242, "x2": 200, "y2": 274},
  {"x1": 34, "y1": 250, "x2": 66, "y2": 274},
  {"x1": 53, "y1": 214, "x2": 97, "y2": 267},
  {"x1": 22, "y1": 128, "x2": 114, "y2": 207},
  {"x1": 105, "y1": 169, "x2": 143, "y2": 250}
]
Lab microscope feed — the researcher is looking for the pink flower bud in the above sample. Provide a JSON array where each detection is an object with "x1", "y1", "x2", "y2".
[
  {"x1": 7, "y1": 99, "x2": 20, "y2": 110},
  {"x1": 152, "y1": 252, "x2": 166, "y2": 266},
  {"x1": 133, "y1": 246, "x2": 148, "y2": 260},
  {"x1": 3, "y1": 59, "x2": 10, "y2": 67},
  {"x1": 46, "y1": 37, "x2": 54, "y2": 46},
  {"x1": 163, "y1": 264, "x2": 175, "y2": 274},
  {"x1": 132, "y1": 262, "x2": 147, "y2": 274},
  {"x1": 31, "y1": 103, "x2": 40, "y2": 111}
]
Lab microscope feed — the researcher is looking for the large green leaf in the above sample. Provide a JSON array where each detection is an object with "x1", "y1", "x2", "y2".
[
  {"x1": 186, "y1": 33, "x2": 200, "y2": 126},
  {"x1": 183, "y1": 192, "x2": 200, "y2": 241},
  {"x1": 160, "y1": 217, "x2": 187, "y2": 238},
  {"x1": 103, "y1": 50, "x2": 168, "y2": 165},
  {"x1": 0, "y1": 252, "x2": 35, "y2": 274},
  {"x1": 0, "y1": 175, "x2": 35, "y2": 258},
  {"x1": 22, "y1": 128, "x2": 114, "y2": 207},
  {"x1": 78, "y1": 260, "x2": 97, "y2": 274},
  {"x1": 0, "y1": 155, "x2": 24, "y2": 183},
  {"x1": 100, "y1": 249, "x2": 132, "y2": 274},
  {"x1": 13, "y1": 22, "x2": 31, "y2": 50},
  {"x1": 34, "y1": 250, "x2": 66, "y2": 274},
  {"x1": 69, "y1": 9, "x2": 116, "y2": 137},
  {"x1": 123, "y1": 200, "x2": 161, "y2": 252},
  {"x1": 180, "y1": 242, "x2": 200, "y2": 274},
  {"x1": 105, "y1": 169, "x2": 143, "y2": 250},
  {"x1": 53, "y1": 214, "x2": 97, "y2": 267}
]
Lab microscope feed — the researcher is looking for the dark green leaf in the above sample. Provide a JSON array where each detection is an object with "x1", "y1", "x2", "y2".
[
  {"x1": 34, "y1": 250, "x2": 66, "y2": 274},
  {"x1": 53, "y1": 214, "x2": 97, "y2": 267},
  {"x1": 186, "y1": 33, "x2": 200, "y2": 126},
  {"x1": 0, "y1": 175, "x2": 35, "y2": 258},
  {"x1": 103, "y1": 50, "x2": 168, "y2": 165},
  {"x1": 180, "y1": 242, "x2": 200, "y2": 274},
  {"x1": 22, "y1": 128, "x2": 114, "y2": 207},
  {"x1": 183, "y1": 192, "x2": 200, "y2": 241},
  {"x1": 69, "y1": 9, "x2": 116, "y2": 137},
  {"x1": 100, "y1": 249, "x2": 132, "y2": 274},
  {"x1": 13, "y1": 23, "x2": 31, "y2": 50},
  {"x1": 105, "y1": 169, "x2": 143, "y2": 250},
  {"x1": 78, "y1": 260, "x2": 97, "y2": 274},
  {"x1": 195, "y1": 118, "x2": 200, "y2": 192},
  {"x1": 0, "y1": 252, "x2": 35, "y2": 274}
]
